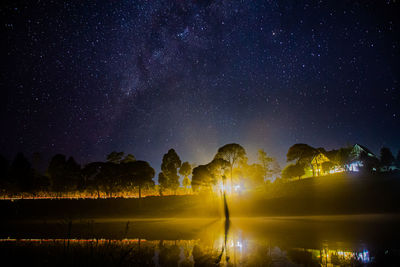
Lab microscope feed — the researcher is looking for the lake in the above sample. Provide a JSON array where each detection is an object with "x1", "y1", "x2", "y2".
[{"x1": 1, "y1": 214, "x2": 399, "y2": 266}]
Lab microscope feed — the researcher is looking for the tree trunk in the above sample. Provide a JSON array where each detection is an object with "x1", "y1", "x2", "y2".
[{"x1": 230, "y1": 166, "x2": 233, "y2": 192}]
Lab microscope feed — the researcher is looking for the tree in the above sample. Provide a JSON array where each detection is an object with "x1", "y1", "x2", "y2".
[
  {"x1": 158, "y1": 172, "x2": 167, "y2": 196},
  {"x1": 82, "y1": 162, "x2": 104, "y2": 198},
  {"x1": 10, "y1": 153, "x2": 35, "y2": 193},
  {"x1": 282, "y1": 163, "x2": 305, "y2": 180},
  {"x1": 321, "y1": 161, "x2": 335, "y2": 174},
  {"x1": 158, "y1": 149, "x2": 182, "y2": 195},
  {"x1": 191, "y1": 165, "x2": 213, "y2": 192},
  {"x1": 380, "y1": 147, "x2": 395, "y2": 169},
  {"x1": 65, "y1": 156, "x2": 81, "y2": 191},
  {"x1": 48, "y1": 155, "x2": 82, "y2": 195},
  {"x1": 214, "y1": 143, "x2": 246, "y2": 188},
  {"x1": 106, "y1": 151, "x2": 124, "y2": 164},
  {"x1": 286, "y1": 144, "x2": 317, "y2": 163},
  {"x1": 258, "y1": 149, "x2": 279, "y2": 182},
  {"x1": 31, "y1": 152, "x2": 44, "y2": 173},
  {"x1": 242, "y1": 163, "x2": 264, "y2": 188},
  {"x1": 396, "y1": 150, "x2": 400, "y2": 168},
  {"x1": 335, "y1": 146, "x2": 352, "y2": 171},
  {"x1": 121, "y1": 153, "x2": 136, "y2": 163},
  {"x1": 123, "y1": 161, "x2": 155, "y2": 199},
  {"x1": 0, "y1": 155, "x2": 10, "y2": 193},
  {"x1": 179, "y1": 162, "x2": 192, "y2": 192},
  {"x1": 359, "y1": 151, "x2": 379, "y2": 173},
  {"x1": 207, "y1": 158, "x2": 230, "y2": 192},
  {"x1": 48, "y1": 154, "x2": 67, "y2": 195}
]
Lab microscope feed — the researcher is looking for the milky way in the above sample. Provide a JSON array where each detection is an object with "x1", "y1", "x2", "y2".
[{"x1": 1, "y1": 1, "x2": 399, "y2": 169}]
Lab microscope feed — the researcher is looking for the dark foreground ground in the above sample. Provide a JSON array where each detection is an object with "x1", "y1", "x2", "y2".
[{"x1": 2, "y1": 172, "x2": 399, "y2": 220}]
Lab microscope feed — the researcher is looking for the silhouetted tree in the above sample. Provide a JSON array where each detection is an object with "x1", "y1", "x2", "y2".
[
  {"x1": 106, "y1": 151, "x2": 124, "y2": 164},
  {"x1": 282, "y1": 163, "x2": 305, "y2": 180},
  {"x1": 158, "y1": 172, "x2": 167, "y2": 196},
  {"x1": 380, "y1": 147, "x2": 395, "y2": 169},
  {"x1": 396, "y1": 150, "x2": 400, "y2": 168},
  {"x1": 179, "y1": 161, "x2": 192, "y2": 192},
  {"x1": 121, "y1": 153, "x2": 136, "y2": 163},
  {"x1": 214, "y1": 143, "x2": 246, "y2": 187},
  {"x1": 286, "y1": 144, "x2": 316, "y2": 176},
  {"x1": 82, "y1": 162, "x2": 104, "y2": 198},
  {"x1": 123, "y1": 160, "x2": 155, "y2": 199},
  {"x1": 0, "y1": 155, "x2": 10, "y2": 194},
  {"x1": 359, "y1": 151, "x2": 379, "y2": 173},
  {"x1": 48, "y1": 154, "x2": 81, "y2": 195},
  {"x1": 99, "y1": 162, "x2": 123, "y2": 197},
  {"x1": 65, "y1": 156, "x2": 81, "y2": 190},
  {"x1": 286, "y1": 144, "x2": 317, "y2": 163},
  {"x1": 31, "y1": 152, "x2": 44, "y2": 173},
  {"x1": 158, "y1": 149, "x2": 181, "y2": 195},
  {"x1": 48, "y1": 154, "x2": 67, "y2": 195},
  {"x1": 335, "y1": 146, "x2": 352, "y2": 171},
  {"x1": 10, "y1": 153, "x2": 35, "y2": 193}
]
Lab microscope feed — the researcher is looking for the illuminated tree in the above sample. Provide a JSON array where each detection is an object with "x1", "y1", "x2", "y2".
[
  {"x1": 179, "y1": 162, "x2": 192, "y2": 192},
  {"x1": 208, "y1": 158, "x2": 229, "y2": 191},
  {"x1": 321, "y1": 161, "x2": 335, "y2": 174},
  {"x1": 282, "y1": 163, "x2": 305, "y2": 180},
  {"x1": 158, "y1": 149, "x2": 182, "y2": 195},
  {"x1": 243, "y1": 163, "x2": 264, "y2": 188},
  {"x1": 214, "y1": 143, "x2": 246, "y2": 187},
  {"x1": 258, "y1": 149, "x2": 280, "y2": 181}
]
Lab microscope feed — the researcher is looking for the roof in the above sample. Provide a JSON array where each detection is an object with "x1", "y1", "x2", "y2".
[{"x1": 350, "y1": 144, "x2": 378, "y2": 160}]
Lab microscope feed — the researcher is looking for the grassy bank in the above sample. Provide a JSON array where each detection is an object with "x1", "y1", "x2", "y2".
[{"x1": 2, "y1": 173, "x2": 399, "y2": 220}]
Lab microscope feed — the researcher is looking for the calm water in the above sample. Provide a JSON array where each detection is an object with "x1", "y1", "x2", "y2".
[{"x1": 1, "y1": 215, "x2": 400, "y2": 266}]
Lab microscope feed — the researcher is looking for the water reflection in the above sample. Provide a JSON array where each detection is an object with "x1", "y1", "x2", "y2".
[
  {"x1": 0, "y1": 237, "x2": 378, "y2": 266},
  {"x1": 0, "y1": 216, "x2": 399, "y2": 266}
]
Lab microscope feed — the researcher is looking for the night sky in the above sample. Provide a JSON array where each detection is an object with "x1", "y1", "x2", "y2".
[{"x1": 1, "y1": 1, "x2": 399, "y2": 170}]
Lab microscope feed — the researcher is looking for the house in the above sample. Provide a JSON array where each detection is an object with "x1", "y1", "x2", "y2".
[
  {"x1": 346, "y1": 144, "x2": 379, "y2": 172},
  {"x1": 310, "y1": 144, "x2": 379, "y2": 176},
  {"x1": 311, "y1": 151, "x2": 344, "y2": 176}
]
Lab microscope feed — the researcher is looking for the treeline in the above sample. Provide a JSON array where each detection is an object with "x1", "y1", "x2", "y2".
[
  {"x1": 2, "y1": 142, "x2": 398, "y2": 198},
  {"x1": 281, "y1": 143, "x2": 400, "y2": 180},
  {"x1": 0, "y1": 144, "x2": 280, "y2": 198}
]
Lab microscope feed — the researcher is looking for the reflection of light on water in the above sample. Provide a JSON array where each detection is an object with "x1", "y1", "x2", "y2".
[
  {"x1": 308, "y1": 248, "x2": 371, "y2": 264},
  {"x1": 0, "y1": 237, "x2": 377, "y2": 266}
]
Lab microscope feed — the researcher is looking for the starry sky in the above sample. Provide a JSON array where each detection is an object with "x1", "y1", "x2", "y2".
[{"x1": 1, "y1": 0, "x2": 399, "y2": 170}]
